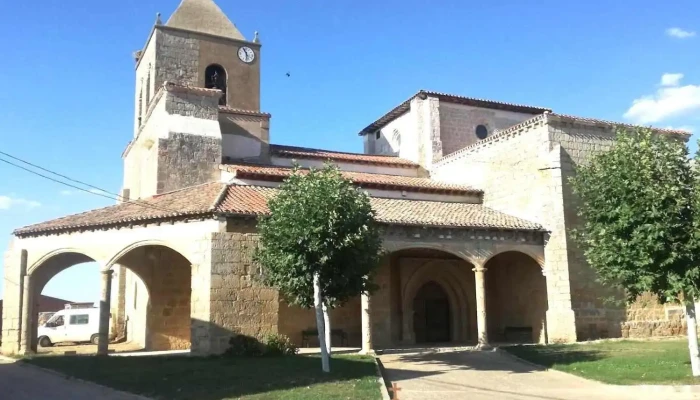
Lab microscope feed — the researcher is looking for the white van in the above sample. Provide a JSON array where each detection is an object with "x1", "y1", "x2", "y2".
[{"x1": 38, "y1": 308, "x2": 101, "y2": 347}]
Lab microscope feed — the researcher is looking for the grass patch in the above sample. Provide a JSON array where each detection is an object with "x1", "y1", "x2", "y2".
[
  {"x1": 24, "y1": 354, "x2": 381, "y2": 400},
  {"x1": 504, "y1": 339, "x2": 699, "y2": 385}
]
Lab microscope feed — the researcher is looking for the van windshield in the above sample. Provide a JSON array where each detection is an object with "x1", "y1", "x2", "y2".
[{"x1": 47, "y1": 315, "x2": 65, "y2": 327}]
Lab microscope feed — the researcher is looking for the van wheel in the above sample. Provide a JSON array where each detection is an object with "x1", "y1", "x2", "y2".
[
  {"x1": 90, "y1": 334, "x2": 100, "y2": 345},
  {"x1": 38, "y1": 336, "x2": 53, "y2": 348}
]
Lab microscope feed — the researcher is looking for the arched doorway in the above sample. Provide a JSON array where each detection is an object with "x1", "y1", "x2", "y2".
[
  {"x1": 413, "y1": 281, "x2": 451, "y2": 343},
  {"x1": 110, "y1": 244, "x2": 192, "y2": 351},
  {"x1": 485, "y1": 251, "x2": 548, "y2": 344}
]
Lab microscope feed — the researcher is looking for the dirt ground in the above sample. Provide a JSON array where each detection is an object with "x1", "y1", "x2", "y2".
[{"x1": 38, "y1": 341, "x2": 143, "y2": 355}]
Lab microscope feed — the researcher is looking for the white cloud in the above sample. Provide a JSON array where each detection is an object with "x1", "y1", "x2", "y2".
[
  {"x1": 0, "y1": 195, "x2": 41, "y2": 210},
  {"x1": 660, "y1": 73, "x2": 684, "y2": 87},
  {"x1": 60, "y1": 190, "x2": 73, "y2": 196},
  {"x1": 624, "y1": 74, "x2": 700, "y2": 124},
  {"x1": 666, "y1": 27, "x2": 696, "y2": 39}
]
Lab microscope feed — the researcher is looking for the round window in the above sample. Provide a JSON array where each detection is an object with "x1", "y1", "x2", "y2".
[{"x1": 475, "y1": 124, "x2": 488, "y2": 140}]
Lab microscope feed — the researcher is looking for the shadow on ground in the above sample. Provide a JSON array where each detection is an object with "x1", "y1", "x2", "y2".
[{"x1": 22, "y1": 354, "x2": 378, "y2": 400}]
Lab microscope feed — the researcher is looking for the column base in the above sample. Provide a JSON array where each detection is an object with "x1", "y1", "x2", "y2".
[
  {"x1": 546, "y1": 308, "x2": 577, "y2": 344},
  {"x1": 358, "y1": 349, "x2": 376, "y2": 356},
  {"x1": 476, "y1": 343, "x2": 492, "y2": 351}
]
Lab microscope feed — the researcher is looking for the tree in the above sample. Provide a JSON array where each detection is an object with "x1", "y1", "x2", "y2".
[
  {"x1": 255, "y1": 164, "x2": 383, "y2": 372},
  {"x1": 570, "y1": 128, "x2": 700, "y2": 376}
]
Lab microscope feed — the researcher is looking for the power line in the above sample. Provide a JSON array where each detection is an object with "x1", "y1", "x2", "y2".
[{"x1": 0, "y1": 156, "x2": 175, "y2": 214}]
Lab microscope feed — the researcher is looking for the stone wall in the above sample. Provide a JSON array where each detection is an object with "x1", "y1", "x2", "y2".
[
  {"x1": 277, "y1": 298, "x2": 362, "y2": 348},
  {"x1": 154, "y1": 28, "x2": 200, "y2": 89},
  {"x1": 438, "y1": 103, "x2": 533, "y2": 157},
  {"x1": 207, "y1": 229, "x2": 280, "y2": 355},
  {"x1": 432, "y1": 118, "x2": 578, "y2": 343}
]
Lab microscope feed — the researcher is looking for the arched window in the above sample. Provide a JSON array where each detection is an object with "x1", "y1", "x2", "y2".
[
  {"x1": 205, "y1": 64, "x2": 227, "y2": 106},
  {"x1": 475, "y1": 124, "x2": 488, "y2": 140}
]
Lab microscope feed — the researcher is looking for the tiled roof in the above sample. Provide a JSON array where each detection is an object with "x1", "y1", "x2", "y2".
[
  {"x1": 270, "y1": 144, "x2": 419, "y2": 168},
  {"x1": 359, "y1": 90, "x2": 552, "y2": 135},
  {"x1": 219, "y1": 107, "x2": 271, "y2": 117},
  {"x1": 14, "y1": 182, "x2": 227, "y2": 236},
  {"x1": 15, "y1": 184, "x2": 541, "y2": 236},
  {"x1": 220, "y1": 163, "x2": 481, "y2": 194},
  {"x1": 219, "y1": 186, "x2": 540, "y2": 230}
]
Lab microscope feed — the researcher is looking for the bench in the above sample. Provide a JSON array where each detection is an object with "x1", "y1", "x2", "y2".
[
  {"x1": 504, "y1": 326, "x2": 533, "y2": 343},
  {"x1": 301, "y1": 328, "x2": 348, "y2": 347}
]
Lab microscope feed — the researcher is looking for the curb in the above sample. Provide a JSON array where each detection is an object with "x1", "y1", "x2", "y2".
[
  {"x1": 373, "y1": 357, "x2": 392, "y2": 400},
  {"x1": 496, "y1": 347, "x2": 700, "y2": 394},
  {"x1": 15, "y1": 358, "x2": 153, "y2": 400}
]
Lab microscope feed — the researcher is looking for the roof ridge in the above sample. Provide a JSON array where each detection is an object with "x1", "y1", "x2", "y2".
[
  {"x1": 271, "y1": 144, "x2": 402, "y2": 158},
  {"x1": 359, "y1": 90, "x2": 551, "y2": 135},
  {"x1": 548, "y1": 113, "x2": 693, "y2": 136}
]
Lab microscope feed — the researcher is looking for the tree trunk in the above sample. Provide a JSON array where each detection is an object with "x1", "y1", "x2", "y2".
[
  {"x1": 314, "y1": 273, "x2": 330, "y2": 373},
  {"x1": 684, "y1": 299, "x2": 700, "y2": 377},
  {"x1": 323, "y1": 301, "x2": 332, "y2": 354}
]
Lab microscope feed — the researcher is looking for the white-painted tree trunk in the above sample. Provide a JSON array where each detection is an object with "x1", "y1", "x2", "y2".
[
  {"x1": 323, "y1": 302, "x2": 332, "y2": 354},
  {"x1": 313, "y1": 273, "x2": 330, "y2": 373},
  {"x1": 684, "y1": 300, "x2": 700, "y2": 377}
]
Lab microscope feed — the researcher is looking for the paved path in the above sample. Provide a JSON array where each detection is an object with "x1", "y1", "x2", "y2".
[
  {"x1": 0, "y1": 356, "x2": 147, "y2": 400},
  {"x1": 380, "y1": 349, "x2": 699, "y2": 400}
]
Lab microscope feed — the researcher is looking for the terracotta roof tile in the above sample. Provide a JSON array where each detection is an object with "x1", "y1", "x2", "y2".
[
  {"x1": 270, "y1": 144, "x2": 418, "y2": 168},
  {"x1": 14, "y1": 182, "x2": 226, "y2": 236},
  {"x1": 220, "y1": 163, "x2": 481, "y2": 194},
  {"x1": 359, "y1": 90, "x2": 551, "y2": 135},
  {"x1": 15, "y1": 184, "x2": 540, "y2": 236}
]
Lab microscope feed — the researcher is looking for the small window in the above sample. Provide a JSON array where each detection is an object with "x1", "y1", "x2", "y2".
[
  {"x1": 69, "y1": 314, "x2": 89, "y2": 325},
  {"x1": 475, "y1": 124, "x2": 488, "y2": 140},
  {"x1": 376, "y1": 131, "x2": 381, "y2": 140},
  {"x1": 52, "y1": 315, "x2": 65, "y2": 327}
]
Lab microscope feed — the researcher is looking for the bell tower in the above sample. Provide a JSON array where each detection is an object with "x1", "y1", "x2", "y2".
[{"x1": 124, "y1": 0, "x2": 269, "y2": 200}]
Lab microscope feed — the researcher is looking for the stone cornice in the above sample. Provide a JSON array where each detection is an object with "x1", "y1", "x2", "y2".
[{"x1": 380, "y1": 224, "x2": 546, "y2": 245}]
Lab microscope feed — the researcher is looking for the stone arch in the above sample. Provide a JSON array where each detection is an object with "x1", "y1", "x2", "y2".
[
  {"x1": 105, "y1": 240, "x2": 193, "y2": 270},
  {"x1": 484, "y1": 250, "x2": 548, "y2": 344},
  {"x1": 482, "y1": 248, "x2": 544, "y2": 269},
  {"x1": 109, "y1": 243, "x2": 193, "y2": 351},
  {"x1": 204, "y1": 64, "x2": 227, "y2": 105},
  {"x1": 400, "y1": 258, "x2": 476, "y2": 344},
  {"x1": 25, "y1": 249, "x2": 101, "y2": 352}
]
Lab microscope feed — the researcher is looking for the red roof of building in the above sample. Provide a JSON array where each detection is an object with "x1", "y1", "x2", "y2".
[
  {"x1": 14, "y1": 183, "x2": 542, "y2": 236},
  {"x1": 220, "y1": 163, "x2": 480, "y2": 195}
]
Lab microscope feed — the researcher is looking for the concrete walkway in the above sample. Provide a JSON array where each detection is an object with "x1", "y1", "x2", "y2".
[
  {"x1": 0, "y1": 356, "x2": 147, "y2": 400},
  {"x1": 379, "y1": 349, "x2": 699, "y2": 400}
]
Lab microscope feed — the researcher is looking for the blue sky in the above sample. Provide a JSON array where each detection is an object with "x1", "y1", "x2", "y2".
[{"x1": 1, "y1": 0, "x2": 699, "y2": 302}]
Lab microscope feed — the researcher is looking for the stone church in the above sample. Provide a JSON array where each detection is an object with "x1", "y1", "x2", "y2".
[{"x1": 1, "y1": 0, "x2": 690, "y2": 356}]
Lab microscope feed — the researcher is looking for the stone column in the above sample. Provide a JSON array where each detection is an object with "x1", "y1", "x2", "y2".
[
  {"x1": 19, "y1": 273, "x2": 34, "y2": 355},
  {"x1": 97, "y1": 269, "x2": 113, "y2": 356},
  {"x1": 473, "y1": 265, "x2": 489, "y2": 348},
  {"x1": 360, "y1": 292, "x2": 373, "y2": 354}
]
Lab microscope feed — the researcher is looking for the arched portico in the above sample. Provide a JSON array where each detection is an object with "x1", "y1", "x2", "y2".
[{"x1": 18, "y1": 242, "x2": 194, "y2": 355}]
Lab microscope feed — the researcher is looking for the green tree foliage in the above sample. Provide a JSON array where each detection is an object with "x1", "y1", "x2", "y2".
[
  {"x1": 570, "y1": 128, "x2": 700, "y2": 304},
  {"x1": 255, "y1": 163, "x2": 382, "y2": 308}
]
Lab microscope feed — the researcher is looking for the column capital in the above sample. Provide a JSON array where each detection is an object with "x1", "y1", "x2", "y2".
[
  {"x1": 472, "y1": 266, "x2": 488, "y2": 273},
  {"x1": 101, "y1": 269, "x2": 114, "y2": 276}
]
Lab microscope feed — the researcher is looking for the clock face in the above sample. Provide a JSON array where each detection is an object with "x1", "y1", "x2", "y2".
[{"x1": 238, "y1": 46, "x2": 255, "y2": 63}]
